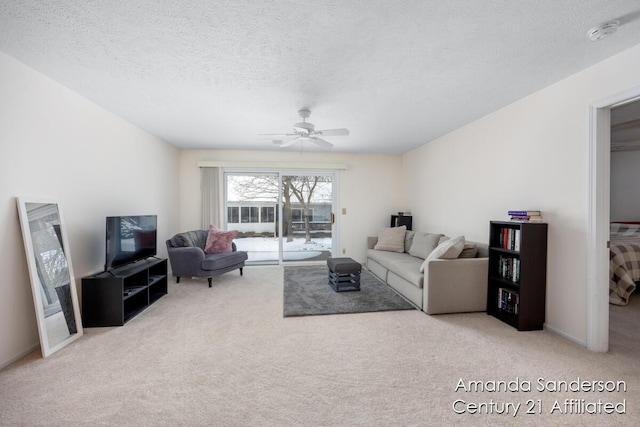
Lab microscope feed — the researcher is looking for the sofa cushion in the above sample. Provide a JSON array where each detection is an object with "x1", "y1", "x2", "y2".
[
  {"x1": 427, "y1": 236, "x2": 465, "y2": 260},
  {"x1": 374, "y1": 225, "x2": 407, "y2": 253},
  {"x1": 404, "y1": 230, "x2": 416, "y2": 253},
  {"x1": 366, "y1": 248, "x2": 424, "y2": 288},
  {"x1": 201, "y1": 251, "x2": 248, "y2": 271},
  {"x1": 458, "y1": 243, "x2": 478, "y2": 258},
  {"x1": 408, "y1": 232, "x2": 443, "y2": 259}
]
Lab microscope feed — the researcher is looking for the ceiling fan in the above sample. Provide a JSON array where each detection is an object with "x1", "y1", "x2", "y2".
[{"x1": 259, "y1": 109, "x2": 349, "y2": 148}]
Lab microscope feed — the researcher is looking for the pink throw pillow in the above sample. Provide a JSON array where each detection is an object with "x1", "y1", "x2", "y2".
[
  {"x1": 204, "y1": 225, "x2": 237, "y2": 254},
  {"x1": 204, "y1": 224, "x2": 220, "y2": 252}
]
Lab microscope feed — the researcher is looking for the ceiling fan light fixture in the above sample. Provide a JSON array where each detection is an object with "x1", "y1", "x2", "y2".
[
  {"x1": 259, "y1": 108, "x2": 348, "y2": 149},
  {"x1": 297, "y1": 109, "x2": 311, "y2": 119},
  {"x1": 294, "y1": 121, "x2": 315, "y2": 132},
  {"x1": 587, "y1": 20, "x2": 620, "y2": 41}
]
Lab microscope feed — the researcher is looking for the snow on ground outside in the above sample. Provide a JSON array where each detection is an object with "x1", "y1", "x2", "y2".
[{"x1": 234, "y1": 237, "x2": 331, "y2": 262}]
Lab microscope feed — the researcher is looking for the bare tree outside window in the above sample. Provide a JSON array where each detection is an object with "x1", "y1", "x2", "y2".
[
  {"x1": 284, "y1": 175, "x2": 332, "y2": 243},
  {"x1": 228, "y1": 175, "x2": 331, "y2": 243}
]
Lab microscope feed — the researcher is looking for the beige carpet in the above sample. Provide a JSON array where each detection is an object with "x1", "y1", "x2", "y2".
[{"x1": 1, "y1": 266, "x2": 639, "y2": 426}]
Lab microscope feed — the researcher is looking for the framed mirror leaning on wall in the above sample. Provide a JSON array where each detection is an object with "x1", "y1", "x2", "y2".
[{"x1": 17, "y1": 198, "x2": 83, "y2": 357}]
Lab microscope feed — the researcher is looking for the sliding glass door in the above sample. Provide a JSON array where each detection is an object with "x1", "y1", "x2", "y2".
[
  {"x1": 281, "y1": 174, "x2": 333, "y2": 263},
  {"x1": 225, "y1": 173, "x2": 280, "y2": 264},
  {"x1": 224, "y1": 171, "x2": 335, "y2": 264}
]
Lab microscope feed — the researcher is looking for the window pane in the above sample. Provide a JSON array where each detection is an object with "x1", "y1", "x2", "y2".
[
  {"x1": 241, "y1": 207, "x2": 250, "y2": 223},
  {"x1": 227, "y1": 207, "x2": 239, "y2": 223},
  {"x1": 260, "y1": 206, "x2": 274, "y2": 223}
]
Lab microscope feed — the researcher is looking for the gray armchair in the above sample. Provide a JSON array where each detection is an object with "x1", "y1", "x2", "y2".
[{"x1": 166, "y1": 230, "x2": 248, "y2": 287}]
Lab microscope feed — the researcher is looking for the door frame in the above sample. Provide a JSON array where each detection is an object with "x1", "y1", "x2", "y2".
[{"x1": 587, "y1": 85, "x2": 640, "y2": 352}]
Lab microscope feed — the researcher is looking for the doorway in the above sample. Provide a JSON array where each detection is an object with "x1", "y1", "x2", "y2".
[
  {"x1": 224, "y1": 171, "x2": 337, "y2": 265},
  {"x1": 588, "y1": 86, "x2": 640, "y2": 352}
]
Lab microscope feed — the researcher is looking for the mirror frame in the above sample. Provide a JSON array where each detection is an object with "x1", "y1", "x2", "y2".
[{"x1": 16, "y1": 197, "x2": 83, "y2": 357}]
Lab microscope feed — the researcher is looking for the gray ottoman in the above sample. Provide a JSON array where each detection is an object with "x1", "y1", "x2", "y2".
[{"x1": 327, "y1": 257, "x2": 362, "y2": 292}]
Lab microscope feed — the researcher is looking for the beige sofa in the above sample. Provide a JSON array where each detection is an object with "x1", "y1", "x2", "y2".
[{"x1": 366, "y1": 229, "x2": 489, "y2": 314}]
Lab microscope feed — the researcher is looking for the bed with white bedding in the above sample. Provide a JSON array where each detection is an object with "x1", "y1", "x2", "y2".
[{"x1": 609, "y1": 222, "x2": 640, "y2": 305}]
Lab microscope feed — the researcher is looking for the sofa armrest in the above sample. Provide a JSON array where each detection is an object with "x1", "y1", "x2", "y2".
[
  {"x1": 167, "y1": 246, "x2": 205, "y2": 276},
  {"x1": 423, "y1": 257, "x2": 488, "y2": 314},
  {"x1": 367, "y1": 236, "x2": 378, "y2": 250}
]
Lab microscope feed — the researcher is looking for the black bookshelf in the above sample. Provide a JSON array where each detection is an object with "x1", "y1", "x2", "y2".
[{"x1": 487, "y1": 221, "x2": 547, "y2": 331}]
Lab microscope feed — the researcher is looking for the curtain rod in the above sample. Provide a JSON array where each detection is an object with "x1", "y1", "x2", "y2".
[{"x1": 197, "y1": 161, "x2": 348, "y2": 170}]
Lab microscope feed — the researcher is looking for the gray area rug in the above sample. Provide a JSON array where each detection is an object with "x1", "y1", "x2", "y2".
[{"x1": 283, "y1": 266, "x2": 416, "y2": 317}]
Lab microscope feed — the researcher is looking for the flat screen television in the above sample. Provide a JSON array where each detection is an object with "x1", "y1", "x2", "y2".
[{"x1": 105, "y1": 215, "x2": 157, "y2": 271}]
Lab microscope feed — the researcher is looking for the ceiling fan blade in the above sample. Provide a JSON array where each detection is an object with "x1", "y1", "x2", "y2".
[
  {"x1": 316, "y1": 128, "x2": 349, "y2": 137},
  {"x1": 279, "y1": 137, "x2": 301, "y2": 148},
  {"x1": 258, "y1": 133, "x2": 296, "y2": 139},
  {"x1": 310, "y1": 137, "x2": 333, "y2": 148}
]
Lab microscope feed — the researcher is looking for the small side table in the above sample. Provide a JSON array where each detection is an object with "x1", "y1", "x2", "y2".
[{"x1": 327, "y1": 257, "x2": 362, "y2": 292}]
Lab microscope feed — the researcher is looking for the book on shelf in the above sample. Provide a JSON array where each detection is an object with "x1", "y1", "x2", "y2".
[
  {"x1": 497, "y1": 255, "x2": 520, "y2": 282},
  {"x1": 498, "y1": 287, "x2": 519, "y2": 315},
  {"x1": 514, "y1": 229, "x2": 521, "y2": 251},
  {"x1": 498, "y1": 227, "x2": 521, "y2": 251}
]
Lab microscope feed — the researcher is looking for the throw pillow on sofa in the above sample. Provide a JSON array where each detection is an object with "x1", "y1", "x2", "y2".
[
  {"x1": 408, "y1": 232, "x2": 443, "y2": 259},
  {"x1": 427, "y1": 235, "x2": 465, "y2": 259},
  {"x1": 419, "y1": 236, "x2": 465, "y2": 273},
  {"x1": 374, "y1": 225, "x2": 407, "y2": 253},
  {"x1": 204, "y1": 224, "x2": 238, "y2": 254}
]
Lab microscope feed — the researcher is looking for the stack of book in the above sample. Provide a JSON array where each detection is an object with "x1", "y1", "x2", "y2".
[{"x1": 508, "y1": 210, "x2": 543, "y2": 222}]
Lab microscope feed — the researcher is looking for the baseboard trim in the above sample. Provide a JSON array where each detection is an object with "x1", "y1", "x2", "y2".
[
  {"x1": 0, "y1": 343, "x2": 40, "y2": 371},
  {"x1": 544, "y1": 323, "x2": 587, "y2": 349}
]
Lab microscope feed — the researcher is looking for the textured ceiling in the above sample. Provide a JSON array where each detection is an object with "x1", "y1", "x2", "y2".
[{"x1": 2, "y1": 1, "x2": 640, "y2": 153}]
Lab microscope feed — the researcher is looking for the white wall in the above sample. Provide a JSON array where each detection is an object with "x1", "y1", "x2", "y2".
[
  {"x1": 611, "y1": 150, "x2": 640, "y2": 221},
  {"x1": 0, "y1": 52, "x2": 180, "y2": 368},
  {"x1": 402, "y1": 43, "x2": 640, "y2": 345},
  {"x1": 178, "y1": 150, "x2": 404, "y2": 263}
]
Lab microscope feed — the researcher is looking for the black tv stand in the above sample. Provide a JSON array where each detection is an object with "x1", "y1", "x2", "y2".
[{"x1": 81, "y1": 258, "x2": 168, "y2": 327}]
